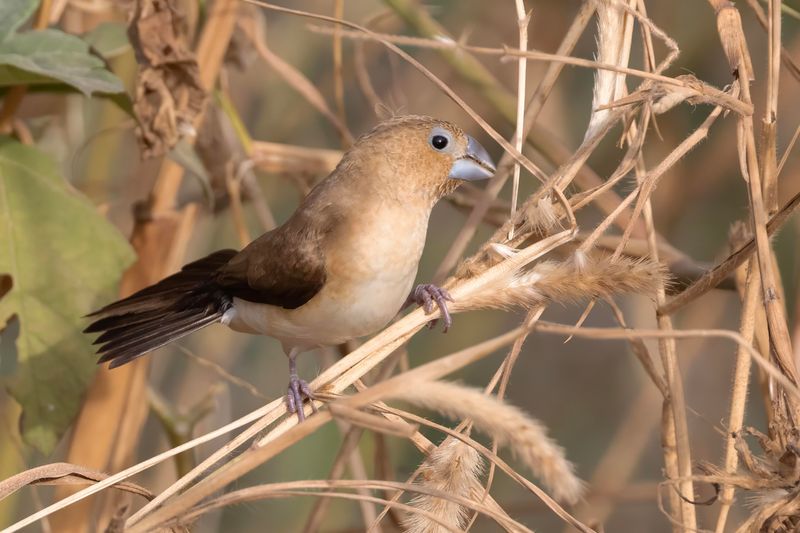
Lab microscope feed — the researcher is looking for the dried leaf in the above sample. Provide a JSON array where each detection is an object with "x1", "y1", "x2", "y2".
[
  {"x1": 0, "y1": 462, "x2": 153, "y2": 501},
  {"x1": 128, "y1": 0, "x2": 206, "y2": 157}
]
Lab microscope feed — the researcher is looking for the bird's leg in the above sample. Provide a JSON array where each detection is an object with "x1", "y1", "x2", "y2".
[
  {"x1": 286, "y1": 349, "x2": 317, "y2": 422},
  {"x1": 405, "y1": 284, "x2": 454, "y2": 332}
]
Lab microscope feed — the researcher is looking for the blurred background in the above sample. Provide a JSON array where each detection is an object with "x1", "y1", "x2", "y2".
[{"x1": 1, "y1": 0, "x2": 800, "y2": 531}]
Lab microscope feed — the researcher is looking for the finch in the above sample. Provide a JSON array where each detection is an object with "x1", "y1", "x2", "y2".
[{"x1": 85, "y1": 115, "x2": 496, "y2": 419}]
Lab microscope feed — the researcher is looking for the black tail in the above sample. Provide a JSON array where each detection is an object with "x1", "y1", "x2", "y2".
[{"x1": 85, "y1": 250, "x2": 238, "y2": 368}]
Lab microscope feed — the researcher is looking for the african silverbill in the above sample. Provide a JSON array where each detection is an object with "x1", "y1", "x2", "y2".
[{"x1": 85, "y1": 115, "x2": 496, "y2": 419}]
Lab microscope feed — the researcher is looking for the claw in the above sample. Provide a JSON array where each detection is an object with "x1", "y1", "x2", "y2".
[
  {"x1": 287, "y1": 376, "x2": 316, "y2": 422},
  {"x1": 408, "y1": 284, "x2": 454, "y2": 332},
  {"x1": 286, "y1": 351, "x2": 317, "y2": 422}
]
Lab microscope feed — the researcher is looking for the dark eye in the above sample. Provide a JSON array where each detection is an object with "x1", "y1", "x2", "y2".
[{"x1": 431, "y1": 134, "x2": 449, "y2": 150}]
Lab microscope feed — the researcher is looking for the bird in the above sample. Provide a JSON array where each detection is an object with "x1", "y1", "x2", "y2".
[{"x1": 85, "y1": 115, "x2": 496, "y2": 420}]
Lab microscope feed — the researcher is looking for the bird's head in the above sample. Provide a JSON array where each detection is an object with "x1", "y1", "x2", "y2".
[{"x1": 340, "y1": 115, "x2": 496, "y2": 204}]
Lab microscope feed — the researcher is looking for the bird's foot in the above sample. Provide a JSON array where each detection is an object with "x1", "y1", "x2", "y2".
[
  {"x1": 408, "y1": 283, "x2": 454, "y2": 332},
  {"x1": 286, "y1": 375, "x2": 317, "y2": 422}
]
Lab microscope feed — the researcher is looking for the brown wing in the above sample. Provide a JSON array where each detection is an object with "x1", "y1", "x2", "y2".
[{"x1": 214, "y1": 212, "x2": 328, "y2": 310}]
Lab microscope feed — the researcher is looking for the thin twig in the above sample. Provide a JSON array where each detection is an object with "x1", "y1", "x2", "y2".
[{"x1": 508, "y1": 1, "x2": 530, "y2": 240}]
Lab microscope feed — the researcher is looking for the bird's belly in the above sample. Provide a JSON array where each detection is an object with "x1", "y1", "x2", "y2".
[
  {"x1": 227, "y1": 202, "x2": 429, "y2": 352},
  {"x1": 227, "y1": 264, "x2": 417, "y2": 351}
]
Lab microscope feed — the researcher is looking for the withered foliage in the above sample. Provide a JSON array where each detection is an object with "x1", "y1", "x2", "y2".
[
  {"x1": 697, "y1": 415, "x2": 800, "y2": 532},
  {"x1": 128, "y1": 0, "x2": 206, "y2": 157}
]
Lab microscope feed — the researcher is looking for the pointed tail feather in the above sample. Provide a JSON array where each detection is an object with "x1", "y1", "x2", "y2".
[{"x1": 85, "y1": 250, "x2": 237, "y2": 368}]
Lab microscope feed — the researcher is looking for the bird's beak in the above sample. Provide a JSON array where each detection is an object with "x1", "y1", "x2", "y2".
[{"x1": 449, "y1": 135, "x2": 496, "y2": 181}]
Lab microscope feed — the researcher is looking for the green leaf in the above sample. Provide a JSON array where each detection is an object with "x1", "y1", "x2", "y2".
[
  {"x1": 0, "y1": 29, "x2": 125, "y2": 96},
  {"x1": 83, "y1": 22, "x2": 131, "y2": 59},
  {"x1": 168, "y1": 139, "x2": 215, "y2": 210},
  {"x1": 0, "y1": 138, "x2": 135, "y2": 454},
  {"x1": 0, "y1": 64, "x2": 54, "y2": 87},
  {"x1": 0, "y1": 0, "x2": 38, "y2": 43}
]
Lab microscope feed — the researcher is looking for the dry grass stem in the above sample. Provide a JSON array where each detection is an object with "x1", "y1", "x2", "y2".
[
  {"x1": 637, "y1": 138, "x2": 696, "y2": 529},
  {"x1": 301, "y1": 423, "x2": 369, "y2": 533},
  {"x1": 714, "y1": 260, "x2": 759, "y2": 532},
  {"x1": 585, "y1": 0, "x2": 634, "y2": 140},
  {"x1": 432, "y1": 1, "x2": 597, "y2": 281},
  {"x1": 309, "y1": 25, "x2": 747, "y2": 116},
  {"x1": 508, "y1": 1, "x2": 531, "y2": 240},
  {"x1": 532, "y1": 323, "x2": 798, "y2": 399},
  {"x1": 122, "y1": 321, "x2": 542, "y2": 531},
  {"x1": 238, "y1": 13, "x2": 353, "y2": 144},
  {"x1": 179, "y1": 479, "x2": 532, "y2": 533},
  {"x1": 0, "y1": 463, "x2": 152, "y2": 502},
  {"x1": 660, "y1": 190, "x2": 800, "y2": 314}
]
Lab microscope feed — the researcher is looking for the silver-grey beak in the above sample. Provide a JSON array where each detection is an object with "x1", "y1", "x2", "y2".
[{"x1": 449, "y1": 135, "x2": 496, "y2": 181}]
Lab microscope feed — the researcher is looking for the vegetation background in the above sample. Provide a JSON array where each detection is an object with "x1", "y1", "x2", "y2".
[{"x1": 1, "y1": 0, "x2": 799, "y2": 531}]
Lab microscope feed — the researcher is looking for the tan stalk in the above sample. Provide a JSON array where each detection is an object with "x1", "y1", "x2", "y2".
[
  {"x1": 238, "y1": 14, "x2": 353, "y2": 144},
  {"x1": 640, "y1": 157, "x2": 696, "y2": 529},
  {"x1": 301, "y1": 425, "x2": 368, "y2": 533},
  {"x1": 577, "y1": 103, "x2": 726, "y2": 256},
  {"x1": 659, "y1": 190, "x2": 800, "y2": 315},
  {"x1": 508, "y1": 0, "x2": 530, "y2": 240},
  {"x1": 183, "y1": 479, "x2": 529, "y2": 533},
  {"x1": 761, "y1": 0, "x2": 780, "y2": 216},
  {"x1": 332, "y1": 0, "x2": 349, "y2": 148},
  {"x1": 127, "y1": 322, "x2": 591, "y2": 532},
  {"x1": 53, "y1": 0, "x2": 240, "y2": 529},
  {"x1": 732, "y1": 19, "x2": 798, "y2": 409},
  {"x1": 464, "y1": 307, "x2": 543, "y2": 532},
  {"x1": 714, "y1": 260, "x2": 759, "y2": 532},
  {"x1": 585, "y1": 0, "x2": 635, "y2": 140},
  {"x1": 744, "y1": 0, "x2": 800, "y2": 81},
  {"x1": 531, "y1": 323, "x2": 796, "y2": 397}
]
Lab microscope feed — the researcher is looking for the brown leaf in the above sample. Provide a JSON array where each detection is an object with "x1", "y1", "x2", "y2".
[
  {"x1": 128, "y1": 0, "x2": 206, "y2": 157},
  {"x1": 712, "y1": 1, "x2": 754, "y2": 80},
  {"x1": 0, "y1": 462, "x2": 154, "y2": 501}
]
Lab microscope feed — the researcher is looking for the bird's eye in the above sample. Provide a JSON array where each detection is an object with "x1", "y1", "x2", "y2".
[{"x1": 431, "y1": 134, "x2": 449, "y2": 150}]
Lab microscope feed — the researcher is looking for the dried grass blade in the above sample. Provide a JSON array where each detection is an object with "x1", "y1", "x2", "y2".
[
  {"x1": 659, "y1": 189, "x2": 800, "y2": 314},
  {"x1": 0, "y1": 463, "x2": 153, "y2": 501},
  {"x1": 180, "y1": 479, "x2": 531, "y2": 533},
  {"x1": 328, "y1": 404, "x2": 418, "y2": 438}
]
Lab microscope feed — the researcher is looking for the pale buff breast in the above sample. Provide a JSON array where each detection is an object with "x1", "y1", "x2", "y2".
[{"x1": 226, "y1": 201, "x2": 430, "y2": 353}]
